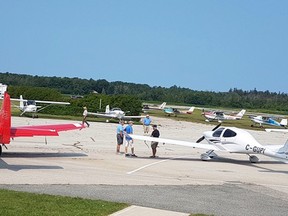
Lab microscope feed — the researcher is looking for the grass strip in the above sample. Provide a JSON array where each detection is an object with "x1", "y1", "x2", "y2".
[{"x1": 0, "y1": 189, "x2": 128, "y2": 216}]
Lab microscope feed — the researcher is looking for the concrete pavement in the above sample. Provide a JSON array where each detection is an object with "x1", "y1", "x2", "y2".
[{"x1": 110, "y1": 205, "x2": 189, "y2": 216}]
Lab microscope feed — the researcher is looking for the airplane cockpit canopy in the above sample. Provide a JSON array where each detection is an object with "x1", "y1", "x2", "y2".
[
  {"x1": 212, "y1": 128, "x2": 237, "y2": 138},
  {"x1": 223, "y1": 128, "x2": 237, "y2": 138},
  {"x1": 111, "y1": 108, "x2": 122, "y2": 111},
  {"x1": 212, "y1": 128, "x2": 225, "y2": 137},
  {"x1": 26, "y1": 100, "x2": 36, "y2": 105}
]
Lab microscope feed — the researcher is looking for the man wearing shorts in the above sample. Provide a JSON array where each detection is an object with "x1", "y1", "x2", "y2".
[
  {"x1": 124, "y1": 121, "x2": 137, "y2": 157},
  {"x1": 116, "y1": 120, "x2": 124, "y2": 154},
  {"x1": 142, "y1": 114, "x2": 152, "y2": 135}
]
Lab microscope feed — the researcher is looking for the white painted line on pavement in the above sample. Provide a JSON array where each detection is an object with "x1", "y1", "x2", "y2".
[{"x1": 127, "y1": 155, "x2": 188, "y2": 175}]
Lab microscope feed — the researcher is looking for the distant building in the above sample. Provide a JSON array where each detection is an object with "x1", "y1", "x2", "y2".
[{"x1": 0, "y1": 83, "x2": 7, "y2": 98}]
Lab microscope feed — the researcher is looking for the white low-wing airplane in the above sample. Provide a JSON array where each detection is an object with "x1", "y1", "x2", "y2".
[
  {"x1": 88, "y1": 105, "x2": 144, "y2": 121},
  {"x1": 11, "y1": 95, "x2": 70, "y2": 117},
  {"x1": 202, "y1": 109, "x2": 246, "y2": 122},
  {"x1": 130, "y1": 125, "x2": 288, "y2": 163}
]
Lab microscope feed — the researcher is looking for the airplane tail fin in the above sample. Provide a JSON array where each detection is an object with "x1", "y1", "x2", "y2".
[
  {"x1": 187, "y1": 106, "x2": 195, "y2": 114},
  {"x1": 19, "y1": 95, "x2": 24, "y2": 109},
  {"x1": 159, "y1": 102, "x2": 166, "y2": 109},
  {"x1": 0, "y1": 92, "x2": 11, "y2": 144},
  {"x1": 236, "y1": 109, "x2": 246, "y2": 118},
  {"x1": 277, "y1": 139, "x2": 288, "y2": 154},
  {"x1": 105, "y1": 105, "x2": 110, "y2": 114},
  {"x1": 280, "y1": 119, "x2": 287, "y2": 127}
]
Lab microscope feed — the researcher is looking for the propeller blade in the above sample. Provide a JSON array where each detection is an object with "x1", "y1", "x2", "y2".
[
  {"x1": 196, "y1": 136, "x2": 205, "y2": 143},
  {"x1": 212, "y1": 123, "x2": 221, "y2": 131},
  {"x1": 196, "y1": 124, "x2": 221, "y2": 143}
]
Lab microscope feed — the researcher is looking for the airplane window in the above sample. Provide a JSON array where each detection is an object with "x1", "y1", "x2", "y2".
[
  {"x1": 27, "y1": 100, "x2": 36, "y2": 105},
  {"x1": 223, "y1": 129, "x2": 237, "y2": 138},
  {"x1": 212, "y1": 128, "x2": 225, "y2": 137}
]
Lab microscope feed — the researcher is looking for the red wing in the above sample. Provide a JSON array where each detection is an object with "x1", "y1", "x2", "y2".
[{"x1": 11, "y1": 123, "x2": 84, "y2": 138}]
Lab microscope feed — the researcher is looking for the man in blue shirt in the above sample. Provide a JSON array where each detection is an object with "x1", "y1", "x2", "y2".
[
  {"x1": 116, "y1": 120, "x2": 124, "y2": 154},
  {"x1": 142, "y1": 114, "x2": 152, "y2": 135},
  {"x1": 124, "y1": 121, "x2": 137, "y2": 157}
]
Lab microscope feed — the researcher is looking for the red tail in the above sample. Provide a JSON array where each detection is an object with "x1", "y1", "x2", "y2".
[{"x1": 0, "y1": 92, "x2": 11, "y2": 144}]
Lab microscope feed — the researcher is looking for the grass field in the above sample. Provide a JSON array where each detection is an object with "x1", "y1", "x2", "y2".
[{"x1": 0, "y1": 189, "x2": 128, "y2": 216}]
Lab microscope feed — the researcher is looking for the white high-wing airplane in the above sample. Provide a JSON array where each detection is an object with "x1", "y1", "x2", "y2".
[
  {"x1": 164, "y1": 106, "x2": 195, "y2": 116},
  {"x1": 130, "y1": 125, "x2": 288, "y2": 163},
  {"x1": 250, "y1": 115, "x2": 287, "y2": 128},
  {"x1": 142, "y1": 102, "x2": 166, "y2": 112},
  {"x1": 11, "y1": 95, "x2": 70, "y2": 117},
  {"x1": 202, "y1": 109, "x2": 246, "y2": 122},
  {"x1": 88, "y1": 105, "x2": 144, "y2": 121}
]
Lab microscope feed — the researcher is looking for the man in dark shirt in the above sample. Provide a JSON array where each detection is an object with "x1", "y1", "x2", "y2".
[{"x1": 150, "y1": 125, "x2": 160, "y2": 158}]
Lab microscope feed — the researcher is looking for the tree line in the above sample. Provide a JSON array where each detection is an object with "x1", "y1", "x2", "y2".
[{"x1": 1, "y1": 72, "x2": 288, "y2": 112}]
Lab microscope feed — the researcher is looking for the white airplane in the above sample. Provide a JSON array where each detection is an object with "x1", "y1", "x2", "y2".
[
  {"x1": 130, "y1": 124, "x2": 288, "y2": 163},
  {"x1": 11, "y1": 95, "x2": 70, "y2": 117},
  {"x1": 266, "y1": 128, "x2": 288, "y2": 133},
  {"x1": 164, "y1": 106, "x2": 195, "y2": 116},
  {"x1": 202, "y1": 109, "x2": 246, "y2": 122},
  {"x1": 142, "y1": 102, "x2": 166, "y2": 112},
  {"x1": 88, "y1": 105, "x2": 144, "y2": 121},
  {"x1": 250, "y1": 115, "x2": 287, "y2": 128}
]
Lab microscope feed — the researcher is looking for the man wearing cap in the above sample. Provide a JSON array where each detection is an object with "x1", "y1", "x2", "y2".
[
  {"x1": 142, "y1": 114, "x2": 152, "y2": 135},
  {"x1": 150, "y1": 125, "x2": 160, "y2": 158}
]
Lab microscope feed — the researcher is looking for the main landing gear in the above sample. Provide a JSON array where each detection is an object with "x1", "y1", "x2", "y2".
[
  {"x1": 200, "y1": 150, "x2": 218, "y2": 161},
  {"x1": 248, "y1": 155, "x2": 259, "y2": 163}
]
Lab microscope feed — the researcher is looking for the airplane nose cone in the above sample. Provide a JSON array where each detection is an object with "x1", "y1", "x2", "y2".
[{"x1": 203, "y1": 131, "x2": 214, "y2": 139}]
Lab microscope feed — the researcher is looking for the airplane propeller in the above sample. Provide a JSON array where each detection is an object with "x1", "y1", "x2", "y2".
[{"x1": 196, "y1": 123, "x2": 221, "y2": 143}]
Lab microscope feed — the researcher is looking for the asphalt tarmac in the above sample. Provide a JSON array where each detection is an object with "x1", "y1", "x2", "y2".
[{"x1": 0, "y1": 116, "x2": 288, "y2": 215}]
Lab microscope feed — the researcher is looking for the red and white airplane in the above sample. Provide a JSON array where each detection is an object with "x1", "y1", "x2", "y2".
[
  {"x1": 202, "y1": 109, "x2": 246, "y2": 122},
  {"x1": 0, "y1": 92, "x2": 84, "y2": 155}
]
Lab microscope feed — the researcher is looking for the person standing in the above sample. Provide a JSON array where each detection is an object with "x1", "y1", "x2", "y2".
[
  {"x1": 116, "y1": 120, "x2": 125, "y2": 154},
  {"x1": 82, "y1": 107, "x2": 90, "y2": 127},
  {"x1": 124, "y1": 121, "x2": 137, "y2": 157},
  {"x1": 150, "y1": 125, "x2": 160, "y2": 158},
  {"x1": 142, "y1": 114, "x2": 152, "y2": 135}
]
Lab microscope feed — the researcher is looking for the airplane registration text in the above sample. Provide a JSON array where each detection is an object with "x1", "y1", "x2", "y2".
[{"x1": 245, "y1": 144, "x2": 266, "y2": 154}]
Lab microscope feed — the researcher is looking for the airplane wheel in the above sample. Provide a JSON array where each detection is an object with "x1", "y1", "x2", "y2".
[
  {"x1": 201, "y1": 153, "x2": 211, "y2": 161},
  {"x1": 249, "y1": 155, "x2": 259, "y2": 163},
  {"x1": 0, "y1": 145, "x2": 2, "y2": 156}
]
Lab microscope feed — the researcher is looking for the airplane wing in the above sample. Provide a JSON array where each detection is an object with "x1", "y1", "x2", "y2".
[
  {"x1": 34, "y1": 100, "x2": 70, "y2": 105},
  {"x1": 265, "y1": 129, "x2": 288, "y2": 133},
  {"x1": 122, "y1": 115, "x2": 145, "y2": 119},
  {"x1": 130, "y1": 134, "x2": 220, "y2": 151},
  {"x1": 11, "y1": 123, "x2": 84, "y2": 137},
  {"x1": 87, "y1": 112, "x2": 114, "y2": 118}
]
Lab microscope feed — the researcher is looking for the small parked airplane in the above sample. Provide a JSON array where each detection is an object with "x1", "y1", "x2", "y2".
[
  {"x1": 130, "y1": 124, "x2": 288, "y2": 163},
  {"x1": 249, "y1": 115, "x2": 287, "y2": 128},
  {"x1": 202, "y1": 109, "x2": 246, "y2": 122},
  {"x1": 88, "y1": 105, "x2": 144, "y2": 121},
  {"x1": 0, "y1": 92, "x2": 84, "y2": 155},
  {"x1": 142, "y1": 102, "x2": 167, "y2": 112},
  {"x1": 11, "y1": 95, "x2": 70, "y2": 117},
  {"x1": 164, "y1": 106, "x2": 195, "y2": 116}
]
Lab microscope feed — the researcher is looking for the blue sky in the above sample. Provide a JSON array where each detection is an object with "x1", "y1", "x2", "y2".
[{"x1": 1, "y1": 0, "x2": 287, "y2": 93}]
